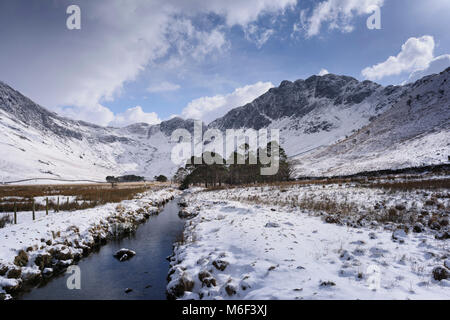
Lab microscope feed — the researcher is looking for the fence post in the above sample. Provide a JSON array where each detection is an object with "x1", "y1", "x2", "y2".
[
  {"x1": 66, "y1": 197, "x2": 69, "y2": 209},
  {"x1": 46, "y1": 197, "x2": 49, "y2": 216},
  {"x1": 14, "y1": 202, "x2": 17, "y2": 224},
  {"x1": 57, "y1": 197, "x2": 60, "y2": 213},
  {"x1": 32, "y1": 199, "x2": 35, "y2": 221}
]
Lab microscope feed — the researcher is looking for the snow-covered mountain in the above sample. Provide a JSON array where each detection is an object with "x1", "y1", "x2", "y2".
[
  {"x1": 292, "y1": 69, "x2": 450, "y2": 177},
  {"x1": 209, "y1": 73, "x2": 405, "y2": 157},
  {"x1": 0, "y1": 68, "x2": 449, "y2": 182},
  {"x1": 0, "y1": 82, "x2": 190, "y2": 182}
]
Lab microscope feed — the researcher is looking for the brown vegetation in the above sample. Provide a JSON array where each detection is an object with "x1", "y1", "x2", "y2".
[{"x1": 0, "y1": 182, "x2": 164, "y2": 214}]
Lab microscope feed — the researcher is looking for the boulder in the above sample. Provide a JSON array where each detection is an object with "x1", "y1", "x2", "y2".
[
  {"x1": 212, "y1": 259, "x2": 229, "y2": 271},
  {"x1": 178, "y1": 202, "x2": 188, "y2": 208},
  {"x1": 225, "y1": 284, "x2": 237, "y2": 296},
  {"x1": 432, "y1": 266, "x2": 449, "y2": 281},
  {"x1": 178, "y1": 210, "x2": 191, "y2": 218},
  {"x1": 435, "y1": 231, "x2": 450, "y2": 240},
  {"x1": 42, "y1": 268, "x2": 53, "y2": 277},
  {"x1": 265, "y1": 222, "x2": 280, "y2": 228},
  {"x1": 198, "y1": 270, "x2": 216, "y2": 288},
  {"x1": 114, "y1": 248, "x2": 136, "y2": 262},
  {"x1": 7, "y1": 267, "x2": 21, "y2": 279},
  {"x1": 0, "y1": 264, "x2": 8, "y2": 276},
  {"x1": 320, "y1": 281, "x2": 336, "y2": 287},
  {"x1": 34, "y1": 253, "x2": 52, "y2": 270},
  {"x1": 429, "y1": 220, "x2": 441, "y2": 230},
  {"x1": 439, "y1": 218, "x2": 449, "y2": 227},
  {"x1": 13, "y1": 250, "x2": 29, "y2": 267},
  {"x1": 413, "y1": 222, "x2": 424, "y2": 233},
  {"x1": 21, "y1": 269, "x2": 42, "y2": 285},
  {"x1": 325, "y1": 215, "x2": 340, "y2": 224},
  {"x1": 167, "y1": 273, "x2": 195, "y2": 300},
  {"x1": 1, "y1": 278, "x2": 21, "y2": 294}
]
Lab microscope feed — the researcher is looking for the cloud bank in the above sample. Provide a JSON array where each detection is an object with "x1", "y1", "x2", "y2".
[
  {"x1": 362, "y1": 35, "x2": 450, "y2": 83},
  {"x1": 298, "y1": 0, "x2": 384, "y2": 38},
  {"x1": 181, "y1": 81, "x2": 274, "y2": 123},
  {"x1": 0, "y1": 0, "x2": 295, "y2": 126}
]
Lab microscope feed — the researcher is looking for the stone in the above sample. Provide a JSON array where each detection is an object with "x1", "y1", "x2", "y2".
[
  {"x1": 167, "y1": 273, "x2": 195, "y2": 299},
  {"x1": 413, "y1": 222, "x2": 424, "y2": 233},
  {"x1": 212, "y1": 260, "x2": 229, "y2": 271},
  {"x1": 225, "y1": 284, "x2": 237, "y2": 296},
  {"x1": 13, "y1": 250, "x2": 29, "y2": 267},
  {"x1": 34, "y1": 253, "x2": 52, "y2": 270},
  {"x1": 432, "y1": 266, "x2": 449, "y2": 281},
  {"x1": 113, "y1": 248, "x2": 136, "y2": 261},
  {"x1": 265, "y1": 222, "x2": 280, "y2": 228},
  {"x1": 7, "y1": 268, "x2": 21, "y2": 279}
]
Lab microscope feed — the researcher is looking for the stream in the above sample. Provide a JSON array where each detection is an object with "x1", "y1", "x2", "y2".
[{"x1": 20, "y1": 197, "x2": 184, "y2": 300}]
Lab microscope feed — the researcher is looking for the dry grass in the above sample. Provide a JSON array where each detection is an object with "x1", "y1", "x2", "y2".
[
  {"x1": 175, "y1": 231, "x2": 186, "y2": 245},
  {"x1": 364, "y1": 179, "x2": 450, "y2": 191},
  {"x1": 0, "y1": 214, "x2": 12, "y2": 228},
  {"x1": 0, "y1": 182, "x2": 165, "y2": 213},
  {"x1": 203, "y1": 177, "x2": 450, "y2": 192}
]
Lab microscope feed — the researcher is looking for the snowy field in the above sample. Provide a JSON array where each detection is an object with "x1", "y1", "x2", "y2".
[
  {"x1": 168, "y1": 184, "x2": 449, "y2": 300},
  {"x1": 0, "y1": 187, "x2": 180, "y2": 300}
]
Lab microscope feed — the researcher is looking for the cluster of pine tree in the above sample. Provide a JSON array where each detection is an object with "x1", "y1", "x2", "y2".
[{"x1": 173, "y1": 141, "x2": 292, "y2": 190}]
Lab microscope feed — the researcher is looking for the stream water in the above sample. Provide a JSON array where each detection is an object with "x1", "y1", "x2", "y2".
[{"x1": 20, "y1": 197, "x2": 184, "y2": 300}]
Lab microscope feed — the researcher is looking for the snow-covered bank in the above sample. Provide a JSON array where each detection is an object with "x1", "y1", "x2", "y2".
[
  {"x1": 167, "y1": 187, "x2": 449, "y2": 300},
  {"x1": 0, "y1": 188, "x2": 180, "y2": 300}
]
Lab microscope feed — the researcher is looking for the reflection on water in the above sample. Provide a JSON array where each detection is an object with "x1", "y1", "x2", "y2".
[{"x1": 21, "y1": 198, "x2": 184, "y2": 300}]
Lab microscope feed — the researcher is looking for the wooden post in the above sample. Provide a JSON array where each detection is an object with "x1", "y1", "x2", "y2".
[
  {"x1": 57, "y1": 197, "x2": 60, "y2": 213},
  {"x1": 32, "y1": 199, "x2": 35, "y2": 221},
  {"x1": 66, "y1": 197, "x2": 69, "y2": 209},
  {"x1": 14, "y1": 202, "x2": 17, "y2": 224},
  {"x1": 46, "y1": 197, "x2": 49, "y2": 216}
]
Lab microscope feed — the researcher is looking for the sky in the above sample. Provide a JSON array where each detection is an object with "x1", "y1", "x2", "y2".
[{"x1": 0, "y1": 0, "x2": 449, "y2": 127}]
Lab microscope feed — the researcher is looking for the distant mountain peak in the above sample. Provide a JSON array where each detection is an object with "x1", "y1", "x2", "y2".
[{"x1": 0, "y1": 68, "x2": 448, "y2": 181}]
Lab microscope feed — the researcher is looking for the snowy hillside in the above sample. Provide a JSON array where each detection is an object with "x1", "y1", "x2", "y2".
[
  {"x1": 0, "y1": 81, "x2": 187, "y2": 182},
  {"x1": 209, "y1": 74, "x2": 406, "y2": 157},
  {"x1": 292, "y1": 68, "x2": 450, "y2": 177},
  {"x1": 1, "y1": 68, "x2": 449, "y2": 182}
]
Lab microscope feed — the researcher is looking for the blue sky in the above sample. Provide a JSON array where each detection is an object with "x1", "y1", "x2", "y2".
[{"x1": 0, "y1": 0, "x2": 449, "y2": 126}]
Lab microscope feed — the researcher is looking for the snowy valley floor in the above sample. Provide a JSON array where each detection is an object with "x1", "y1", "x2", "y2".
[{"x1": 168, "y1": 184, "x2": 449, "y2": 300}]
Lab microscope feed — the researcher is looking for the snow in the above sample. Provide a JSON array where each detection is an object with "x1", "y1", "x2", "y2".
[
  {"x1": 168, "y1": 186, "x2": 450, "y2": 300},
  {"x1": 293, "y1": 69, "x2": 450, "y2": 177},
  {"x1": 0, "y1": 187, "x2": 180, "y2": 296},
  {"x1": 1, "y1": 69, "x2": 449, "y2": 183}
]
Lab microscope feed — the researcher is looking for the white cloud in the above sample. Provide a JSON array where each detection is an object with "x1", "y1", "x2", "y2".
[
  {"x1": 361, "y1": 35, "x2": 436, "y2": 81},
  {"x1": 147, "y1": 81, "x2": 181, "y2": 93},
  {"x1": 407, "y1": 54, "x2": 450, "y2": 83},
  {"x1": 185, "y1": 0, "x2": 296, "y2": 27},
  {"x1": 181, "y1": 82, "x2": 274, "y2": 123},
  {"x1": 318, "y1": 68, "x2": 330, "y2": 76},
  {"x1": 57, "y1": 104, "x2": 115, "y2": 127},
  {"x1": 164, "y1": 19, "x2": 228, "y2": 62},
  {"x1": 0, "y1": 0, "x2": 295, "y2": 126},
  {"x1": 244, "y1": 24, "x2": 275, "y2": 48},
  {"x1": 298, "y1": 0, "x2": 384, "y2": 38},
  {"x1": 109, "y1": 106, "x2": 161, "y2": 127}
]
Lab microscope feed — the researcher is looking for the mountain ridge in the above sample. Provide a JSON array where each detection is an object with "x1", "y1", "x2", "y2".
[{"x1": 0, "y1": 68, "x2": 449, "y2": 182}]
